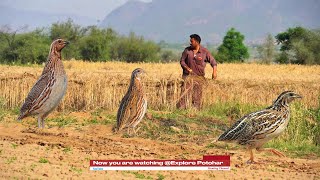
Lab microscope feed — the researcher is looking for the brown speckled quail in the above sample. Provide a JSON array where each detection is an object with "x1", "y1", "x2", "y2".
[
  {"x1": 218, "y1": 91, "x2": 302, "y2": 164},
  {"x1": 116, "y1": 68, "x2": 147, "y2": 135},
  {"x1": 17, "y1": 39, "x2": 69, "y2": 128}
]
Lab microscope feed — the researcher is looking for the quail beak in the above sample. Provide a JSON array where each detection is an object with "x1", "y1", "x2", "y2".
[
  {"x1": 64, "y1": 41, "x2": 70, "y2": 45},
  {"x1": 293, "y1": 93, "x2": 302, "y2": 99},
  {"x1": 142, "y1": 70, "x2": 147, "y2": 77}
]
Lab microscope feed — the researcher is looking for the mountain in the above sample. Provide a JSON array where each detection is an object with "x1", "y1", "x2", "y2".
[
  {"x1": 0, "y1": 5, "x2": 96, "y2": 31},
  {"x1": 100, "y1": 0, "x2": 320, "y2": 44}
]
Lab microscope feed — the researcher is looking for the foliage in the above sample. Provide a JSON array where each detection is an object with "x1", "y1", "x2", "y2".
[
  {"x1": 1, "y1": 22, "x2": 319, "y2": 65},
  {"x1": 257, "y1": 34, "x2": 276, "y2": 64},
  {"x1": 275, "y1": 26, "x2": 320, "y2": 64},
  {"x1": 216, "y1": 27, "x2": 249, "y2": 62},
  {"x1": 276, "y1": 26, "x2": 306, "y2": 51},
  {"x1": 39, "y1": 157, "x2": 49, "y2": 163},
  {"x1": 79, "y1": 26, "x2": 117, "y2": 61},
  {"x1": 0, "y1": 21, "x2": 163, "y2": 64},
  {"x1": 110, "y1": 32, "x2": 160, "y2": 62},
  {"x1": 160, "y1": 50, "x2": 178, "y2": 62},
  {"x1": 0, "y1": 28, "x2": 50, "y2": 64}
]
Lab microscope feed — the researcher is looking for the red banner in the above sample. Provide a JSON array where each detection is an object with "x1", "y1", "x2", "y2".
[{"x1": 90, "y1": 155, "x2": 230, "y2": 170}]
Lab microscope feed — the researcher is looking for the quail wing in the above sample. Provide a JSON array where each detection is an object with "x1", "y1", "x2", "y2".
[
  {"x1": 218, "y1": 108, "x2": 286, "y2": 145},
  {"x1": 19, "y1": 72, "x2": 52, "y2": 118},
  {"x1": 117, "y1": 95, "x2": 138, "y2": 130}
]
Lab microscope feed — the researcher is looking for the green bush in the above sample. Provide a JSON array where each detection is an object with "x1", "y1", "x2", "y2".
[
  {"x1": 0, "y1": 22, "x2": 162, "y2": 64},
  {"x1": 79, "y1": 27, "x2": 117, "y2": 61},
  {"x1": 216, "y1": 27, "x2": 249, "y2": 62},
  {"x1": 276, "y1": 26, "x2": 320, "y2": 65},
  {"x1": 110, "y1": 32, "x2": 160, "y2": 62},
  {"x1": 1, "y1": 29, "x2": 50, "y2": 64}
]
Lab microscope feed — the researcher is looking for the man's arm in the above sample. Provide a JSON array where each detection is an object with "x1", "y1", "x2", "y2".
[
  {"x1": 206, "y1": 51, "x2": 217, "y2": 79},
  {"x1": 212, "y1": 65, "x2": 217, "y2": 79},
  {"x1": 180, "y1": 49, "x2": 192, "y2": 73}
]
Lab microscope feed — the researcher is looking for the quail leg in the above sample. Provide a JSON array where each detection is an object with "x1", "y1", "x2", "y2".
[
  {"x1": 256, "y1": 148, "x2": 286, "y2": 157},
  {"x1": 42, "y1": 118, "x2": 45, "y2": 128},
  {"x1": 40, "y1": 114, "x2": 49, "y2": 129},
  {"x1": 134, "y1": 127, "x2": 141, "y2": 134},
  {"x1": 247, "y1": 148, "x2": 263, "y2": 164},
  {"x1": 37, "y1": 116, "x2": 42, "y2": 128}
]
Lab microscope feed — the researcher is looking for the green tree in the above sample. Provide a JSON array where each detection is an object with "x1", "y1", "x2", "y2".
[
  {"x1": 217, "y1": 27, "x2": 249, "y2": 62},
  {"x1": 257, "y1": 34, "x2": 276, "y2": 64},
  {"x1": 0, "y1": 26, "x2": 49, "y2": 64},
  {"x1": 275, "y1": 26, "x2": 306, "y2": 52},
  {"x1": 0, "y1": 25, "x2": 27, "y2": 63},
  {"x1": 160, "y1": 50, "x2": 178, "y2": 62},
  {"x1": 276, "y1": 27, "x2": 320, "y2": 64},
  {"x1": 110, "y1": 32, "x2": 160, "y2": 62},
  {"x1": 14, "y1": 30, "x2": 50, "y2": 64},
  {"x1": 79, "y1": 26, "x2": 117, "y2": 61}
]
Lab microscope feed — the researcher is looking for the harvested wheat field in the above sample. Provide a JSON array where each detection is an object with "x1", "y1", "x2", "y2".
[
  {"x1": 1, "y1": 61, "x2": 320, "y2": 110},
  {"x1": 0, "y1": 61, "x2": 320, "y2": 179}
]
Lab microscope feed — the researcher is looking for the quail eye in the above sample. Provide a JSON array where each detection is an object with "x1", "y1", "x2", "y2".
[{"x1": 58, "y1": 40, "x2": 62, "y2": 43}]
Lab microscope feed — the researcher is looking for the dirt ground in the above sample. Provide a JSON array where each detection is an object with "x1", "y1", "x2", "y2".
[{"x1": 0, "y1": 117, "x2": 319, "y2": 180}]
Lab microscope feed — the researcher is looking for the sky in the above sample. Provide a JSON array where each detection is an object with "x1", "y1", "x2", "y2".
[{"x1": 0, "y1": 0, "x2": 152, "y2": 20}]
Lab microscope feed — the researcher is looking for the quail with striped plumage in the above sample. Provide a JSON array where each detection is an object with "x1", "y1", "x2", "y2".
[
  {"x1": 17, "y1": 39, "x2": 69, "y2": 128},
  {"x1": 116, "y1": 68, "x2": 147, "y2": 135},
  {"x1": 218, "y1": 91, "x2": 302, "y2": 163}
]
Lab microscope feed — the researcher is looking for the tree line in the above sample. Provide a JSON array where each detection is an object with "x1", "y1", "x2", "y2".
[
  {"x1": 0, "y1": 19, "x2": 163, "y2": 64},
  {"x1": 214, "y1": 27, "x2": 320, "y2": 65},
  {"x1": 0, "y1": 19, "x2": 319, "y2": 65}
]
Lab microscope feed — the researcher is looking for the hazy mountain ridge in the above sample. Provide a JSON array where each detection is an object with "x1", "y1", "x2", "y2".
[
  {"x1": 100, "y1": 0, "x2": 320, "y2": 43},
  {"x1": 1, "y1": 0, "x2": 319, "y2": 44}
]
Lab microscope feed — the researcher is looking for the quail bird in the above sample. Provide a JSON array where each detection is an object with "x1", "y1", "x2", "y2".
[
  {"x1": 218, "y1": 91, "x2": 302, "y2": 164},
  {"x1": 17, "y1": 39, "x2": 69, "y2": 128},
  {"x1": 116, "y1": 68, "x2": 147, "y2": 135}
]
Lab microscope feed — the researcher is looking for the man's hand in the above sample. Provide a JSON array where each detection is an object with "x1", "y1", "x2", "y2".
[
  {"x1": 212, "y1": 66, "x2": 217, "y2": 79},
  {"x1": 212, "y1": 73, "x2": 217, "y2": 79},
  {"x1": 188, "y1": 69, "x2": 194, "y2": 75}
]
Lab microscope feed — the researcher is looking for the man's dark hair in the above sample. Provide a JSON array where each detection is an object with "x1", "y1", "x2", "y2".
[{"x1": 190, "y1": 34, "x2": 201, "y2": 43}]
